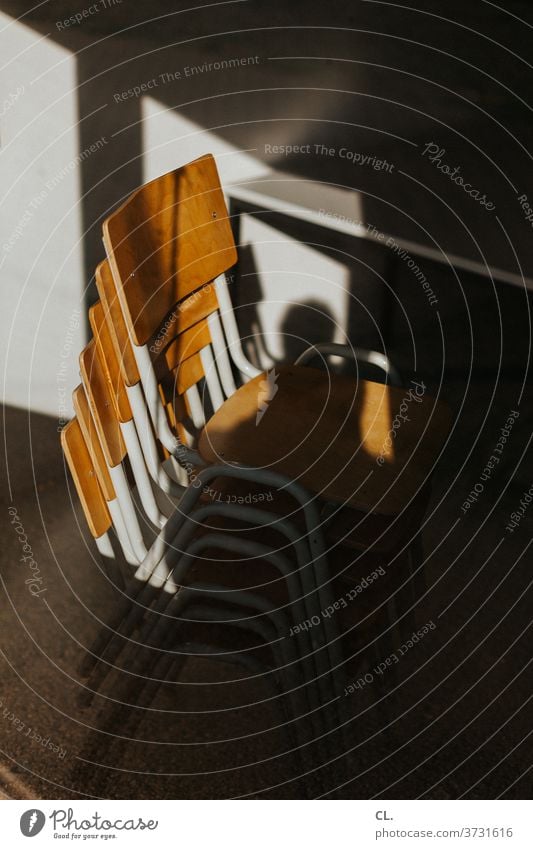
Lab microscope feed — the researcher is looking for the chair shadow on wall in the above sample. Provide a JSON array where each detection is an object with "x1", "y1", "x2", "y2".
[
  {"x1": 231, "y1": 207, "x2": 397, "y2": 372},
  {"x1": 234, "y1": 234, "x2": 397, "y2": 388}
]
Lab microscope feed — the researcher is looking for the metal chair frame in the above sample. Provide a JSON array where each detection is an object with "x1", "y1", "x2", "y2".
[{"x1": 63, "y1": 416, "x2": 339, "y2": 741}]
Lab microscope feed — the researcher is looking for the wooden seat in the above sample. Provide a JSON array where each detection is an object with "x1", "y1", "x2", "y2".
[{"x1": 198, "y1": 364, "x2": 451, "y2": 517}]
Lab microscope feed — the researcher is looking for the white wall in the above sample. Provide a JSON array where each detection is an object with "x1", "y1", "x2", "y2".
[
  {"x1": 0, "y1": 12, "x2": 85, "y2": 420},
  {"x1": 237, "y1": 215, "x2": 350, "y2": 365}
]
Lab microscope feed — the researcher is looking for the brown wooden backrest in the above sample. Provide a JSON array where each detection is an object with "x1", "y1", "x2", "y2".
[
  {"x1": 95, "y1": 259, "x2": 140, "y2": 388},
  {"x1": 97, "y1": 256, "x2": 218, "y2": 410},
  {"x1": 103, "y1": 153, "x2": 237, "y2": 346},
  {"x1": 153, "y1": 318, "x2": 211, "y2": 379},
  {"x1": 95, "y1": 264, "x2": 214, "y2": 450},
  {"x1": 79, "y1": 338, "x2": 126, "y2": 468},
  {"x1": 149, "y1": 281, "x2": 220, "y2": 356},
  {"x1": 89, "y1": 300, "x2": 132, "y2": 424},
  {"x1": 158, "y1": 377, "x2": 189, "y2": 445},
  {"x1": 61, "y1": 418, "x2": 112, "y2": 539},
  {"x1": 72, "y1": 384, "x2": 115, "y2": 503}
]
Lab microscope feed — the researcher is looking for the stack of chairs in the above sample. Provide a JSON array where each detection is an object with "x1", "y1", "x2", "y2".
[{"x1": 61, "y1": 154, "x2": 451, "y2": 792}]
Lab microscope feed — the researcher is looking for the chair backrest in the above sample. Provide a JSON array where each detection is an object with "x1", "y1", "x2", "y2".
[
  {"x1": 89, "y1": 300, "x2": 133, "y2": 425},
  {"x1": 61, "y1": 418, "x2": 111, "y2": 539},
  {"x1": 96, "y1": 257, "x2": 221, "y2": 439},
  {"x1": 79, "y1": 338, "x2": 127, "y2": 469},
  {"x1": 62, "y1": 405, "x2": 147, "y2": 563},
  {"x1": 72, "y1": 383, "x2": 116, "y2": 504},
  {"x1": 95, "y1": 260, "x2": 140, "y2": 389},
  {"x1": 149, "y1": 277, "x2": 219, "y2": 358},
  {"x1": 103, "y1": 153, "x2": 236, "y2": 346}
]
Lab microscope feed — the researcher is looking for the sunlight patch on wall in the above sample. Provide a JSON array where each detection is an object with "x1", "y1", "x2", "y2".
[
  {"x1": 141, "y1": 95, "x2": 267, "y2": 187},
  {"x1": 237, "y1": 216, "x2": 351, "y2": 366},
  {"x1": 0, "y1": 12, "x2": 84, "y2": 418}
]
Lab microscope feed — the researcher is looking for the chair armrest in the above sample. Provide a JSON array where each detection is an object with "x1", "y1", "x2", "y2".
[{"x1": 294, "y1": 342, "x2": 403, "y2": 386}]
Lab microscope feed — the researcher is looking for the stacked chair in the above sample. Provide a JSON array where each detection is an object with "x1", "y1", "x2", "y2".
[{"x1": 61, "y1": 153, "x2": 451, "y2": 794}]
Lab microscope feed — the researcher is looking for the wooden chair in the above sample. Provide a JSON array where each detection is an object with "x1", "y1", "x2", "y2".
[
  {"x1": 94, "y1": 252, "x2": 436, "y2": 660},
  {"x1": 65, "y1": 322, "x2": 404, "y2": 732},
  {"x1": 101, "y1": 153, "x2": 450, "y2": 538},
  {"x1": 71, "y1": 305, "x2": 343, "y2": 683},
  {"x1": 60, "y1": 156, "x2": 451, "y2": 765},
  {"x1": 66, "y1": 328, "x2": 343, "y2": 717}
]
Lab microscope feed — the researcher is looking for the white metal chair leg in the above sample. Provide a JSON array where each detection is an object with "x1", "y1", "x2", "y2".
[
  {"x1": 133, "y1": 343, "x2": 187, "y2": 452},
  {"x1": 207, "y1": 311, "x2": 237, "y2": 398},
  {"x1": 215, "y1": 275, "x2": 262, "y2": 382},
  {"x1": 120, "y1": 419, "x2": 164, "y2": 528},
  {"x1": 199, "y1": 345, "x2": 224, "y2": 412},
  {"x1": 132, "y1": 342, "x2": 205, "y2": 468},
  {"x1": 95, "y1": 533, "x2": 114, "y2": 560},
  {"x1": 185, "y1": 384, "x2": 205, "y2": 430},
  {"x1": 106, "y1": 498, "x2": 139, "y2": 566},
  {"x1": 108, "y1": 468, "x2": 147, "y2": 562},
  {"x1": 93, "y1": 531, "x2": 128, "y2": 590},
  {"x1": 127, "y1": 383, "x2": 189, "y2": 491}
]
